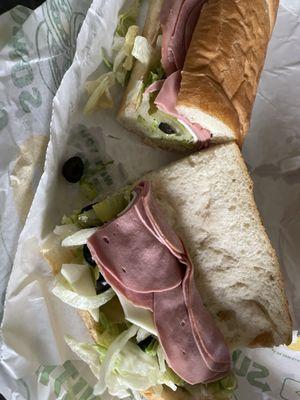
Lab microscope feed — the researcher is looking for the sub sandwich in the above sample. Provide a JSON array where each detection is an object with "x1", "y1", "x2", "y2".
[
  {"x1": 42, "y1": 143, "x2": 292, "y2": 400},
  {"x1": 85, "y1": 0, "x2": 279, "y2": 151}
]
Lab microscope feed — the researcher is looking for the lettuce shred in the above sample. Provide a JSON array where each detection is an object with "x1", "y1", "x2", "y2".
[{"x1": 84, "y1": 0, "x2": 141, "y2": 114}]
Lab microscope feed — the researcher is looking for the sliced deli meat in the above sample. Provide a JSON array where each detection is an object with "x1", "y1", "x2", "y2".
[
  {"x1": 88, "y1": 201, "x2": 183, "y2": 294},
  {"x1": 87, "y1": 182, "x2": 231, "y2": 384},
  {"x1": 160, "y1": 0, "x2": 205, "y2": 75},
  {"x1": 154, "y1": 71, "x2": 211, "y2": 143},
  {"x1": 152, "y1": 0, "x2": 211, "y2": 144}
]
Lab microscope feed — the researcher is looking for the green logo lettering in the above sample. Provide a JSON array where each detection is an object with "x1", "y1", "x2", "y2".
[
  {"x1": 11, "y1": 62, "x2": 33, "y2": 88},
  {"x1": 9, "y1": 29, "x2": 29, "y2": 61},
  {"x1": 72, "y1": 377, "x2": 88, "y2": 395},
  {"x1": 54, "y1": 361, "x2": 79, "y2": 396},
  {"x1": 232, "y1": 350, "x2": 251, "y2": 377},
  {"x1": 19, "y1": 88, "x2": 42, "y2": 113},
  {"x1": 38, "y1": 362, "x2": 101, "y2": 399},
  {"x1": 80, "y1": 386, "x2": 98, "y2": 400},
  {"x1": 0, "y1": 107, "x2": 9, "y2": 131},
  {"x1": 247, "y1": 362, "x2": 271, "y2": 392},
  {"x1": 39, "y1": 366, "x2": 56, "y2": 385}
]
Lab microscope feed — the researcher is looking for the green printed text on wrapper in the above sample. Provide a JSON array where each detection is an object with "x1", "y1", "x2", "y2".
[{"x1": 38, "y1": 361, "x2": 100, "y2": 399}]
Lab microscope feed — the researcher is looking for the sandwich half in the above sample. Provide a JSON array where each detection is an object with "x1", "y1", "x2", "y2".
[
  {"x1": 42, "y1": 142, "x2": 291, "y2": 400},
  {"x1": 118, "y1": 0, "x2": 279, "y2": 151}
]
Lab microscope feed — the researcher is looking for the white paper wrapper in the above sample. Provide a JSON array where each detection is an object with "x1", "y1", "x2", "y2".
[
  {"x1": 0, "y1": 0, "x2": 92, "y2": 323},
  {"x1": 1, "y1": 0, "x2": 300, "y2": 399}
]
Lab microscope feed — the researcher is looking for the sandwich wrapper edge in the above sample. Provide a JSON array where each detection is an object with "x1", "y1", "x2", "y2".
[{"x1": 1, "y1": 0, "x2": 300, "y2": 399}]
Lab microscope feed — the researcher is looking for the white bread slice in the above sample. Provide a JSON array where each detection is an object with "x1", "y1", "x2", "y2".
[
  {"x1": 43, "y1": 142, "x2": 291, "y2": 400},
  {"x1": 119, "y1": 0, "x2": 279, "y2": 151},
  {"x1": 145, "y1": 142, "x2": 291, "y2": 349},
  {"x1": 51, "y1": 143, "x2": 291, "y2": 344}
]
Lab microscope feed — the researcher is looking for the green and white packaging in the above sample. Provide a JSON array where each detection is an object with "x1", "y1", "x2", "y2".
[{"x1": 1, "y1": 0, "x2": 300, "y2": 399}]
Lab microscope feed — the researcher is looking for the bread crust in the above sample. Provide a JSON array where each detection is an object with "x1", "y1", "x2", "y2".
[{"x1": 178, "y1": 0, "x2": 279, "y2": 142}]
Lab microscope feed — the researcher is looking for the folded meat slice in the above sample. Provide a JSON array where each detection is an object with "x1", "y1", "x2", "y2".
[
  {"x1": 154, "y1": 71, "x2": 211, "y2": 142},
  {"x1": 151, "y1": 0, "x2": 210, "y2": 144},
  {"x1": 88, "y1": 200, "x2": 183, "y2": 294},
  {"x1": 161, "y1": 0, "x2": 206, "y2": 75},
  {"x1": 99, "y1": 266, "x2": 154, "y2": 310},
  {"x1": 87, "y1": 182, "x2": 231, "y2": 384},
  {"x1": 154, "y1": 285, "x2": 226, "y2": 383}
]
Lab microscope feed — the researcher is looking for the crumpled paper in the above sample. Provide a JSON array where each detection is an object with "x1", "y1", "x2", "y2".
[
  {"x1": 0, "y1": 0, "x2": 92, "y2": 323},
  {"x1": 1, "y1": 0, "x2": 300, "y2": 399}
]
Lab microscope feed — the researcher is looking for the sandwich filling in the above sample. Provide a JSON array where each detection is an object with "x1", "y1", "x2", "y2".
[
  {"x1": 148, "y1": 0, "x2": 210, "y2": 144},
  {"x1": 133, "y1": 0, "x2": 211, "y2": 148},
  {"x1": 85, "y1": 0, "x2": 210, "y2": 149},
  {"x1": 87, "y1": 181, "x2": 230, "y2": 384},
  {"x1": 46, "y1": 182, "x2": 235, "y2": 398}
]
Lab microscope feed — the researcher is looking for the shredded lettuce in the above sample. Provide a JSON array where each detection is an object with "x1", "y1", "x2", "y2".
[
  {"x1": 185, "y1": 372, "x2": 237, "y2": 400},
  {"x1": 84, "y1": 0, "x2": 142, "y2": 113},
  {"x1": 101, "y1": 47, "x2": 113, "y2": 70},
  {"x1": 65, "y1": 336, "x2": 104, "y2": 377},
  {"x1": 94, "y1": 325, "x2": 165, "y2": 398},
  {"x1": 94, "y1": 325, "x2": 138, "y2": 396},
  {"x1": 61, "y1": 227, "x2": 98, "y2": 247},
  {"x1": 145, "y1": 66, "x2": 165, "y2": 88},
  {"x1": 52, "y1": 277, "x2": 115, "y2": 312},
  {"x1": 61, "y1": 210, "x2": 81, "y2": 226},
  {"x1": 159, "y1": 365, "x2": 184, "y2": 391},
  {"x1": 146, "y1": 342, "x2": 184, "y2": 390},
  {"x1": 156, "y1": 344, "x2": 166, "y2": 373},
  {"x1": 136, "y1": 328, "x2": 151, "y2": 343},
  {"x1": 97, "y1": 311, "x2": 126, "y2": 349},
  {"x1": 113, "y1": 25, "x2": 139, "y2": 85},
  {"x1": 144, "y1": 338, "x2": 158, "y2": 357},
  {"x1": 116, "y1": 0, "x2": 141, "y2": 37},
  {"x1": 53, "y1": 224, "x2": 79, "y2": 237},
  {"x1": 132, "y1": 36, "x2": 152, "y2": 65},
  {"x1": 84, "y1": 72, "x2": 115, "y2": 114},
  {"x1": 77, "y1": 209, "x2": 101, "y2": 228}
]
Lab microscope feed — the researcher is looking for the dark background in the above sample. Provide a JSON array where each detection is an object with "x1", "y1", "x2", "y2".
[{"x1": 0, "y1": 0, "x2": 45, "y2": 15}]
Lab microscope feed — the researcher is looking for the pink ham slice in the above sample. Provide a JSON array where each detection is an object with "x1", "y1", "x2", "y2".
[
  {"x1": 146, "y1": 0, "x2": 210, "y2": 145},
  {"x1": 87, "y1": 182, "x2": 231, "y2": 384},
  {"x1": 142, "y1": 183, "x2": 231, "y2": 372},
  {"x1": 182, "y1": 258, "x2": 231, "y2": 372},
  {"x1": 154, "y1": 71, "x2": 211, "y2": 143},
  {"x1": 145, "y1": 80, "x2": 165, "y2": 94},
  {"x1": 98, "y1": 263, "x2": 154, "y2": 310},
  {"x1": 142, "y1": 181, "x2": 185, "y2": 257},
  {"x1": 154, "y1": 286, "x2": 227, "y2": 383},
  {"x1": 161, "y1": 0, "x2": 205, "y2": 75},
  {"x1": 87, "y1": 197, "x2": 183, "y2": 294}
]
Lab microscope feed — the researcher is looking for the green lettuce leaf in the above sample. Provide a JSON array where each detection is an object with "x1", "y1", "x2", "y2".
[
  {"x1": 84, "y1": 0, "x2": 142, "y2": 112},
  {"x1": 132, "y1": 36, "x2": 152, "y2": 65},
  {"x1": 145, "y1": 66, "x2": 165, "y2": 88},
  {"x1": 116, "y1": 0, "x2": 141, "y2": 37},
  {"x1": 84, "y1": 72, "x2": 115, "y2": 114},
  {"x1": 65, "y1": 336, "x2": 104, "y2": 377}
]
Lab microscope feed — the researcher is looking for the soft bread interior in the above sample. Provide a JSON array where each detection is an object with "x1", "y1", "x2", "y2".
[
  {"x1": 176, "y1": 75, "x2": 239, "y2": 144},
  {"x1": 145, "y1": 142, "x2": 291, "y2": 349}
]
